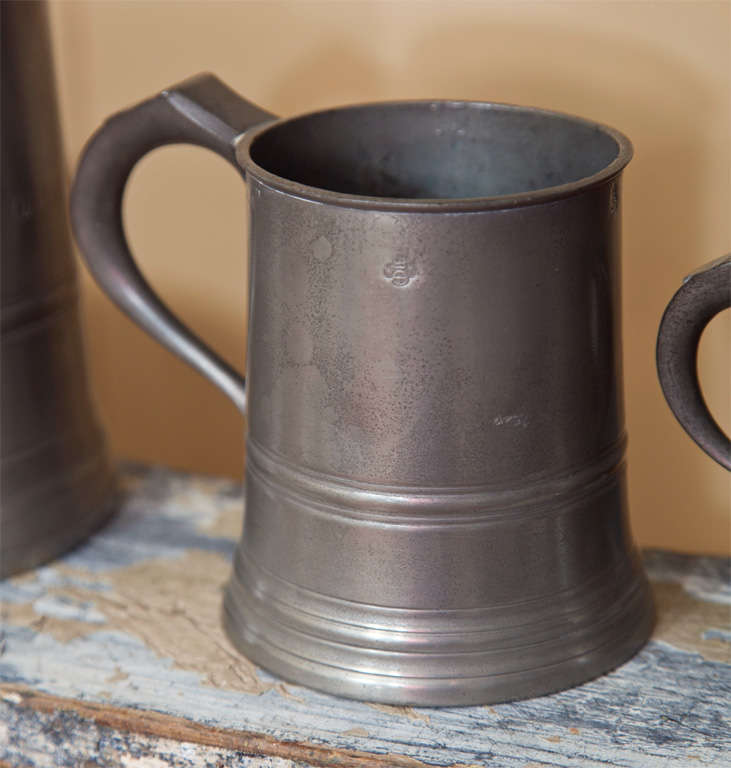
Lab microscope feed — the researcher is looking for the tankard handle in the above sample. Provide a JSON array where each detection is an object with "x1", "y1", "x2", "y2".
[
  {"x1": 656, "y1": 255, "x2": 731, "y2": 470},
  {"x1": 71, "y1": 74, "x2": 277, "y2": 414}
]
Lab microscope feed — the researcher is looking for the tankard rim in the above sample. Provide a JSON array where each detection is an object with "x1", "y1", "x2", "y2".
[{"x1": 235, "y1": 99, "x2": 633, "y2": 213}]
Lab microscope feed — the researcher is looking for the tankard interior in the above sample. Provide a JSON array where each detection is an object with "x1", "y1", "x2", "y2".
[{"x1": 248, "y1": 102, "x2": 623, "y2": 200}]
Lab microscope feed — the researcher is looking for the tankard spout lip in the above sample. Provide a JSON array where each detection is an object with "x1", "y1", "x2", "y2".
[{"x1": 235, "y1": 99, "x2": 633, "y2": 213}]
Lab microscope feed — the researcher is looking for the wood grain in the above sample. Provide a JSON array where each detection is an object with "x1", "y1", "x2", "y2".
[{"x1": 1, "y1": 685, "x2": 460, "y2": 768}]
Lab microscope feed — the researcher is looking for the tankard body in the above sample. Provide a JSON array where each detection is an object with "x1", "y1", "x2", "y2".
[{"x1": 72, "y1": 76, "x2": 654, "y2": 704}]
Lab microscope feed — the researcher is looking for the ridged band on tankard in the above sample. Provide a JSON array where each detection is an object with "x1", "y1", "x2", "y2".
[{"x1": 222, "y1": 436, "x2": 653, "y2": 705}]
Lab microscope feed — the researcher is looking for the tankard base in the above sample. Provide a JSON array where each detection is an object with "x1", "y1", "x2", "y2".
[
  {"x1": 0, "y1": 453, "x2": 117, "y2": 579},
  {"x1": 222, "y1": 553, "x2": 654, "y2": 707}
]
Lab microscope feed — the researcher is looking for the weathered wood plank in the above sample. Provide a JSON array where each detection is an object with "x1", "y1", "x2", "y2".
[
  {"x1": 1, "y1": 464, "x2": 729, "y2": 767},
  {"x1": 0, "y1": 686, "x2": 451, "y2": 768}
]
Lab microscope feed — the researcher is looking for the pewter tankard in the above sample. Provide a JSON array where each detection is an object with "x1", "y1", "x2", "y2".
[
  {"x1": 71, "y1": 75, "x2": 655, "y2": 705},
  {"x1": 1, "y1": 0, "x2": 115, "y2": 577}
]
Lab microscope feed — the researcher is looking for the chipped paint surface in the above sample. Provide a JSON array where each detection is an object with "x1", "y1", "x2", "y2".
[
  {"x1": 0, "y1": 699, "x2": 306, "y2": 768},
  {"x1": 1, "y1": 464, "x2": 729, "y2": 767}
]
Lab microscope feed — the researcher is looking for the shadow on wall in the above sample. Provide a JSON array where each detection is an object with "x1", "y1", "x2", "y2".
[{"x1": 77, "y1": 6, "x2": 728, "y2": 552}]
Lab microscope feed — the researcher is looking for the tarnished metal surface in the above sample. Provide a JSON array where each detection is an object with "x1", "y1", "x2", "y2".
[
  {"x1": 70, "y1": 75, "x2": 652, "y2": 703},
  {"x1": 0, "y1": 0, "x2": 115, "y2": 578},
  {"x1": 0, "y1": 465, "x2": 728, "y2": 767}
]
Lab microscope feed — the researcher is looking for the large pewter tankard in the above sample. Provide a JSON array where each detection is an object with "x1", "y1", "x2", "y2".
[
  {"x1": 71, "y1": 75, "x2": 655, "y2": 705},
  {"x1": 1, "y1": 0, "x2": 115, "y2": 577}
]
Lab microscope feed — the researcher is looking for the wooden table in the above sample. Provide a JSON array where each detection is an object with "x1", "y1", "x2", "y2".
[{"x1": 1, "y1": 464, "x2": 728, "y2": 767}]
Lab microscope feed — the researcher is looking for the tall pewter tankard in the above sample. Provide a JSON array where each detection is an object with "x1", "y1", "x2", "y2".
[
  {"x1": 1, "y1": 0, "x2": 116, "y2": 578},
  {"x1": 71, "y1": 75, "x2": 657, "y2": 705}
]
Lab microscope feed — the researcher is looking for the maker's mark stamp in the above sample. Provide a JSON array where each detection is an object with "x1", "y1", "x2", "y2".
[{"x1": 383, "y1": 255, "x2": 417, "y2": 287}]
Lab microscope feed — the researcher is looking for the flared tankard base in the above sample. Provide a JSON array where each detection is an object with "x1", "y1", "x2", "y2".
[
  {"x1": 224, "y1": 535, "x2": 652, "y2": 706},
  {"x1": 71, "y1": 74, "x2": 655, "y2": 705}
]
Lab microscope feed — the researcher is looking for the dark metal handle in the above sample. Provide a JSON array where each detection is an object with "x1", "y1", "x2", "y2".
[
  {"x1": 656, "y1": 255, "x2": 731, "y2": 470},
  {"x1": 70, "y1": 74, "x2": 276, "y2": 414}
]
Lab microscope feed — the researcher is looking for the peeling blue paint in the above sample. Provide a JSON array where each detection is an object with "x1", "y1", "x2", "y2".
[
  {"x1": 644, "y1": 550, "x2": 731, "y2": 605},
  {"x1": 61, "y1": 510, "x2": 236, "y2": 572},
  {"x1": 60, "y1": 466, "x2": 240, "y2": 572},
  {"x1": 702, "y1": 628, "x2": 731, "y2": 644}
]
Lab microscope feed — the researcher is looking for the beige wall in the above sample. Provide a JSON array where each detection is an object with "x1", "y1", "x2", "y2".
[{"x1": 48, "y1": 1, "x2": 729, "y2": 555}]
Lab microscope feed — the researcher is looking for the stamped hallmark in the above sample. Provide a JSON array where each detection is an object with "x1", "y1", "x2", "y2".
[{"x1": 383, "y1": 255, "x2": 417, "y2": 286}]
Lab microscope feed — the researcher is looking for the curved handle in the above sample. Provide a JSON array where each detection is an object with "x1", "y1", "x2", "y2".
[
  {"x1": 70, "y1": 73, "x2": 276, "y2": 414},
  {"x1": 656, "y1": 255, "x2": 731, "y2": 470}
]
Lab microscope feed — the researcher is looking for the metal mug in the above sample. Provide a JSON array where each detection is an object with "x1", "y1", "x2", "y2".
[
  {"x1": 657, "y1": 255, "x2": 731, "y2": 469},
  {"x1": 1, "y1": 0, "x2": 115, "y2": 578},
  {"x1": 71, "y1": 74, "x2": 655, "y2": 705}
]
